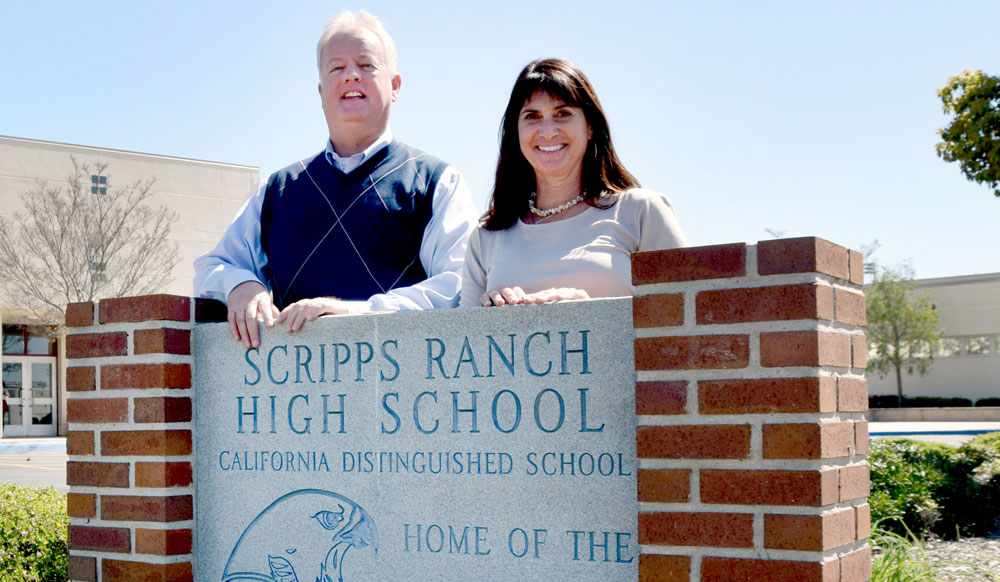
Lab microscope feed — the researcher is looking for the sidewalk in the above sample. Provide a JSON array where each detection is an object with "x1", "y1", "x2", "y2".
[{"x1": 0, "y1": 437, "x2": 66, "y2": 454}]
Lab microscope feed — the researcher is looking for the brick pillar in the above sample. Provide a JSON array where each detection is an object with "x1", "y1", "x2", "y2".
[
  {"x1": 632, "y1": 237, "x2": 871, "y2": 582},
  {"x1": 64, "y1": 294, "x2": 209, "y2": 582}
]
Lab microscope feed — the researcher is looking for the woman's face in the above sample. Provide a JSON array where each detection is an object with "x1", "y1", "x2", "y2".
[{"x1": 517, "y1": 90, "x2": 592, "y2": 187}]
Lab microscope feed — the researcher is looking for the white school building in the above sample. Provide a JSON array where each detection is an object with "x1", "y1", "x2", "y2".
[{"x1": 0, "y1": 135, "x2": 259, "y2": 438}]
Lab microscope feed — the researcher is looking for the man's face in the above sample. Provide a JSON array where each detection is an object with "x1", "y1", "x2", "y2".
[{"x1": 318, "y1": 28, "x2": 401, "y2": 153}]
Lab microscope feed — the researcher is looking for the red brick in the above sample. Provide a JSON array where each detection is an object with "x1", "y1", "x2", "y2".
[
  {"x1": 134, "y1": 328, "x2": 191, "y2": 355},
  {"x1": 701, "y1": 469, "x2": 839, "y2": 506},
  {"x1": 102, "y1": 430, "x2": 192, "y2": 456},
  {"x1": 66, "y1": 461, "x2": 130, "y2": 487},
  {"x1": 136, "y1": 462, "x2": 193, "y2": 488},
  {"x1": 635, "y1": 335, "x2": 749, "y2": 370},
  {"x1": 66, "y1": 430, "x2": 95, "y2": 455},
  {"x1": 840, "y1": 545, "x2": 873, "y2": 582},
  {"x1": 101, "y1": 495, "x2": 193, "y2": 522},
  {"x1": 135, "y1": 397, "x2": 193, "y2": 423},
  {"x1": 65, "y1": 302, "x2": 95, "y2": 327},
  {"x1": 67, "y1": 493, "x2": 96, "y2": 518},
  {"x1": 195, "y1": 297, "x2": 228, "y2": 323},
  {"x1": 135, "y1": 528, "x2": 193, "y2": 555},
  {"x1": 633, "y1": 293, "x2": 685, "y2": 327},
  {"x1": 764, "y1": 508, "x2": 856, "y2": 550},
  {"x1": 839, "y1": 465, "x2": 870, "y2": 502},
  {"x1": 757, "y1": 237, "x2": 849, "y2": 280},
  {"x1": 835, "y1": 288, "x2": 866, "y2": 326},
  {"x1": 838, "y1": 377, "x2": 868, "y2": 411},
  {"x1": 67, "y1": 366, "x2": 96, "y2": 391},
  {"x1": 699, "y1": 377, "x2": 835, "y2": 414},
  {"x1": 68, "y1": 525, "x2": 130, "y2": 553},
  {"x1": 636, "y1": 381, "x2": 687, "y2": 415},
  {"x1": 848, "y1": 250, "x2": 865, "y2": 285},
  {"x1": 852, "y1": 334, "x2": 868, "y2": 370},
  {"x1": 637, "y1": 425, "x2": 750, "y2": 459},
  {"x1": 639, "y1": 554, "x2": 690, "y2": 582},
  {"x1": 102, "y1": 559, "x2": 193, "y2": 582},
  {"x1": 66, "y1": 332, "x2": 127, "y2": 359},
  {"x1": 68, "y1": 555, "x2": 97, "y2": 582},
  {"x1": 702, "y1": 557, "x2": 835, "y2": 582},
  {"x1": 639, "y1": 512, "x2": 753, "y2": 547},
  {"x1": 637, "y1": 469, "x2": 690, "y2": 502},
  {"x1": 855, "y1": 421, "x2": 870, "y2": 455},
  {"x1": 101, "y1": 363, "x2": 191, "y2": 389},
  {"x1": 99, "y1": 294, "x2": 190, "y2": 324},
  {"x1": 763, "y1": 422, "x2": 856, "y2": 459},
  {"x1": 633, "y1": 243, "x2": 746, "y2": 284},
  {"x1": 856, "y1": 503, "x2": 872, "y2": 538},
  {"x1": 67, "y1": 397, "x2": 128, "y2": 423},
  {"x1": 760, "y1": 330, "x2": 851, "y2": 368},
  {"x1": 697, "y1": 284, "x2": 833, "y2": 324}
]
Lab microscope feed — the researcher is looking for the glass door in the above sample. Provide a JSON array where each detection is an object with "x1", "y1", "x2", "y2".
[
  {"x1": 2, "y1": 362, "x2": 26, "y2": 437},
  {"x1": 2, "y1": 357, "x2": 57, "y2": 437}
]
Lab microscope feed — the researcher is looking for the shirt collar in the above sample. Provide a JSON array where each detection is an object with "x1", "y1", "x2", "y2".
[{"x1": 324, "y1": 127, "x2": 394, "y2": 173}]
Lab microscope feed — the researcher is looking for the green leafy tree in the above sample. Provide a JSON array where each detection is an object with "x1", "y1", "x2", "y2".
[
  {"x1": 936, "y1": 69, "x2": 1000, "y2": 197},
  {"x1": 866, "y1": 263, "x2": 942, "y2": 405}
]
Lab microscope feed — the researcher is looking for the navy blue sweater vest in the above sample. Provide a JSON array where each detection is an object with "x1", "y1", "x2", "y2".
[{"x1": 260, "y1": 141, "x2": 446, "y2": 309}]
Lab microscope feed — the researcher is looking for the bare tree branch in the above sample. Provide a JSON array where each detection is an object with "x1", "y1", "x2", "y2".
[{"x1": 0, "y1": 158, "x2": 180, "y2": 324}]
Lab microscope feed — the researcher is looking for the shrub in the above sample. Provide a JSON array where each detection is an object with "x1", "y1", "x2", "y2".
[
  {"x1": 941, "y1": 433, "x2": 1000, "y2": 537},
  {"x1": 870, "y1": 395, "x2": 901, "y2": 408},
  {"x1": 870, "y1": 434, "x2": 1000, "y2": 539},
  {"x1": 0, "y1": 484, "x2": 68, "y2": 582},
  {"x1": 902, "y1": 396, "x2": 973, "y2": 408},
  {"x1": 976, "y1": 397, "x2": 1000, "y2": 407},
  {"x1": 869, "y1": 438, "x2": 955, "y2": 536}
]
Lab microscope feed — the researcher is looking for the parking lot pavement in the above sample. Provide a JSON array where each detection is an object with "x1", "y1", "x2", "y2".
[
  {"x1": 0, "y1": 451, "x2": 67, "y2": 493},
  {"x1": 0, "y1": 437, "x2": 67, "y2": 493}
]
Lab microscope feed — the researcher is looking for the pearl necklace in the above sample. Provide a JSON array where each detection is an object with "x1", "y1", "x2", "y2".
[{"x1": 528, "y1": 192, "x2": 584, "y2": 218}]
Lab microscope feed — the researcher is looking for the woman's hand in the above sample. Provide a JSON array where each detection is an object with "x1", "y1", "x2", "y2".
[{"x1": 481, "y1": 286, "x2": 590, "y2": 306}]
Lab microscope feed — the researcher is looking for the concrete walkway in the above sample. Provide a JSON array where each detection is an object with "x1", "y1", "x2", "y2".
[{"x1": 869, "y1": 421, "x2": 1000, "y2": 446}]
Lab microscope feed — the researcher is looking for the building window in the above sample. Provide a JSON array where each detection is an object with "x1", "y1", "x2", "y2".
[
  {"x1": 964, "y1": 336, "x2": 992, "y2": 356},
  {"x1": 90, "y1": 174, "x2": 107, "y2": 195},
  {"x1": 937, "y1": 337, "x2": 962, "y2": 357},
  {"x1": 90, "y1": 261, "x2": 108, "y2": 282},
  {"x1": 1, "y1": 324, "x2": 56, "y2": 356}
]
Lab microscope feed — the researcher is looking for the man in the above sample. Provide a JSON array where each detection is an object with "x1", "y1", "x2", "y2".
[{"x1": 194, "y1": 10, "x2": 476, "y2": 349}]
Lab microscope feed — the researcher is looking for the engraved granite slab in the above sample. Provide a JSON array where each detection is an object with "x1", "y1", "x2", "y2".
[{"x1": 194, "y1": 298, "x2": 637, "y2": 581}]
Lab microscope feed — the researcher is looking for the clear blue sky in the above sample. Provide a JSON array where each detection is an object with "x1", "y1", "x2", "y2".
[{"x1": 3, "y1": 0, "x2": 998, "y2": 279}]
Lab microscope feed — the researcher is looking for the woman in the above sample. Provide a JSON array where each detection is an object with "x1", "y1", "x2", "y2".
[{"x1": 461, "y1": 58, "x2": 686, "y2": 307}]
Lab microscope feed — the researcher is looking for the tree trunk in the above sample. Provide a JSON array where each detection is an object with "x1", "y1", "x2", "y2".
[{"x1": 895, "y1": 364, "x2": 904, "y2": 407}]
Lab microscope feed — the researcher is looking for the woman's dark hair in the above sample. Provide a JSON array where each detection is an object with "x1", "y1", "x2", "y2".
[{"x1": 481, "y1": 58, "x2": 639, "y2": 231}]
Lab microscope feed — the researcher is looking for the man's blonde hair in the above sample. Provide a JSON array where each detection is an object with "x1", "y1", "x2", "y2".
[{"x1": 316, "y1": 10, "x2": 398, "y2": 76}]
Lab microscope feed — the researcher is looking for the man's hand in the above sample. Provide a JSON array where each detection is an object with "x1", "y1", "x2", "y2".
[
  {"x1": 481, "y1": 286, "x2": 590, "y2": 306},
  {"x1": 227, "y1": 281, "x2": 278, "y2": 348},
  {"x1": 275, "y1": 297, "x2": 352, "y2": 332}
]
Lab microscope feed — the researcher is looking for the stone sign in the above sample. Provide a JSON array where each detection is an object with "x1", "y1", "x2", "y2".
[{"x1": 194, "y1": 298, "x2": 637, "y2": 581}]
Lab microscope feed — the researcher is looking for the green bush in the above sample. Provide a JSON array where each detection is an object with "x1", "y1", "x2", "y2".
[
  {"x1": 870, "y1": 434, "x2": 1000, "y2": 539},
  {"x1": 901, "y1": 396, "x2": 973, "y2": 408},
  {"x1": 943, "y1": 433, "x2": 1000, "y2": 537},
  {"x1": 869, "y1": 439, "x2": 955, "y2": 536},
  {"x1": 976, "y1": 397, "x2": 1000, "y2": 407},
  {"x1": 0, "y1": 484, "x2": 68, "y2": 582}
]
